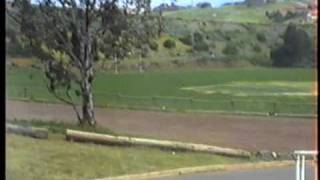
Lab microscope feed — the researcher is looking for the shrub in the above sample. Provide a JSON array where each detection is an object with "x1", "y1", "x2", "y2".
[
  {"x1": 256, "y1": 32, "x2": 266, "y2": 42},
  {"x1": 150, "y1": 62, "x2": 161, "y2": 68},
  {"x1": 179, "y1": 32, "x2": 209, "y2": 51},
  {"x1": 171, "y1": 59, "x2": 184, "y2": 67},
  {"x1": 195, "y1": 58, "x2": 208, "y2": 66},
  {"x1": 148, "y1": 41, "x2": 159, "y2": 51},
  {"x1": 223, "y1": 43, "x2": 238, "y2": 55},
  {"x1": 179, "y1": 35, "x2": 192, "y2": 46},
  {"x1": 193, "y1": 41, "x2": 209, "y2": 51},
  {"x1": 163, "y1": 39, "x2": 176, "y2": 49},
  {"x1": 252, "y1": 44, "x2": 262, "y2": 52}
]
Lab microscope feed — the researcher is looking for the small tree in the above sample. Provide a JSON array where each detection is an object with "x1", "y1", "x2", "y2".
[
  {"x1": 223, "y1": 43, "x2": 238, "y2": 56},
  {"x1": 8, "y1": 0, "x2": 159, "y2": 126},
  {"x1": 271, "y1": 23, "x2": 312, "y2": 67},
  {"x1": 256, "y1": 32, "x2": 266, "y2": 42},
  {"x1": 163, "y1": 39, "x2": 176, "y2": 49}
]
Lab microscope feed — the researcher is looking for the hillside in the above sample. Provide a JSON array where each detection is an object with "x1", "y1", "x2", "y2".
[
  {"x1": 163, "y1": 1, "x2": 311, "y2": 24},
  {"x1": 6, "y1": 1, "x2": 315, "y2": 71}
]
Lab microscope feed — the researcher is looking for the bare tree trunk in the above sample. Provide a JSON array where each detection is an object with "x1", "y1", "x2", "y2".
[
  {"x1": 81, "y1": 70, "x2": 95, "y2": 126},
  {"x1": 81, "y1": 29, "x2": 96, "y2": 126}
]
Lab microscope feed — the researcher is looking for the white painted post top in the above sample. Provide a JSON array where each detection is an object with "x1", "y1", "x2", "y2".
[{"x1": 294, "y1": 151, "x2": 318, "y2": 155}]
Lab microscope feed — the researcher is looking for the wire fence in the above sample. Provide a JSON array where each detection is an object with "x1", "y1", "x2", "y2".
[{"x1": 6, "y1": 85, "x2": 318, "y2": 117}]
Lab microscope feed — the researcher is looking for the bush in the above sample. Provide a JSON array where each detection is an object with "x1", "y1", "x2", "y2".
[
  {"x1": 163, "y1": 39, "x2": 176, "y2": 49},
  {"x1": 148, "y1": 41, "x2": 159, "y2": 51},
  {"x1": 256, "y1": 33, "x2": 266, "y2": 42},
  {"x1": 179, "y1": 35, "x2": 192, "y2": 46},
  {"x1": 252, "y1": 44, "x2": 262, "y2": 52},
  {"x1": 171, "y1": 59, "x2": 184, "y2": 67},
  {"x1": 195, "y1": 58, "x2": 208, "y2": 66},
  {"x1": 179, "y1": 32, "x2": 209, "y2": 51},
  {"x1": 150, "y1": 62, "x2": 161, "y2": 68},
  {"x1": 223, "y1": 43, "x2": 238, "y2": 55},
  {"x1": 194, "y1": 41, "x2": 209, "y2": 51}
]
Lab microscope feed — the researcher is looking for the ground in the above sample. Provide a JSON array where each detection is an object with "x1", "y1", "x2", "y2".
[
  {"x1": 6, "y1": 134, "x2": 245, "y2": 180},
  {"x1": 154, "y1": 165, "x2": 316, "y2": 180},
  {"x1": 6, "y1": 100, "x2": 316, "y2": 152}
]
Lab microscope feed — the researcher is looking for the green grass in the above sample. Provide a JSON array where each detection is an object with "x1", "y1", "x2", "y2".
[
  {"x1": 6, "y1": 66, "x2": 316, "y2": 115},
  {"x1": 181, "y1": 81, "x2": 313, "y2": 96},
  {"x1": 6, "y1": 130, "x2": 248, "y2": 180}
]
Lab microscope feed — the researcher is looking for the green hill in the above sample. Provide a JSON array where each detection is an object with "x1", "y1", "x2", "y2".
[
  {"x1": 6, "y1": 1, "x2": 315, "y2": 71},
  {"x1": 163, "y1": 2, "x2": 307, "y2": 24}
]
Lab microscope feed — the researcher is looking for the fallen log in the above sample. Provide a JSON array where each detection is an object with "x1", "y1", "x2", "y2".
[
  {"x1": 6, "y1": 123, "x2": 48, "y2": 139},
  {"x1": 66, "y1": 129, "x2": 252, "y2": 158}
]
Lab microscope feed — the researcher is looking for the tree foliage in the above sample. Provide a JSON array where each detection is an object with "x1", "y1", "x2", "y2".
[
  {"x1": 271, "y1": 23, "x2": 312, "y2": 67},
  {"x1": 163, "y1": 39, "x2": 176, "y2": 49},
  {"x1": 8, "y1": 0, "x2": 159, "y2": 126}
]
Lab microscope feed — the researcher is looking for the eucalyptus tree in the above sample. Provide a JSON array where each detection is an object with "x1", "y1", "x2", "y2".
[{"x1": 7, "y1": 0, "x2": 159, "y2": 126}]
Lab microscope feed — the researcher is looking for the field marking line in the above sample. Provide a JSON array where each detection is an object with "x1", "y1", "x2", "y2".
[{"x1": 95, "y1": 160, "x2": 295, "y2": 180}]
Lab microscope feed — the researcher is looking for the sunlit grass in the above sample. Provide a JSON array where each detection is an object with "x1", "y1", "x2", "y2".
[{"x1": 6, "y1": 133, "x2": 247, "y2": 180}]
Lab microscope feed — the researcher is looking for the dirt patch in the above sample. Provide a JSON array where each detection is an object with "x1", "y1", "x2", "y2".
[{"x1": 6, "y1": 100, "x2": 316, "y2": 153}]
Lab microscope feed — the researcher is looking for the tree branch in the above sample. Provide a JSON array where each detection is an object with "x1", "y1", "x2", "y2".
[{"x1": 46, "y1": 84, "x2": 82, "y2": 121}]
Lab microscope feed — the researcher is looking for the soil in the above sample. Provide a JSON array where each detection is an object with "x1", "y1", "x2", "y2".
[{"x1": 6, "y1": 100, "x2": 316, "y2": 153}]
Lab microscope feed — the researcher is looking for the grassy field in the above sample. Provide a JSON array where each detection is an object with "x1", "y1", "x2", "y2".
[
  {"x1": 6, "y1": 120, "x2": 248, "y2": 180},
  {"x1": 6, "y1": 66, "x2": 316, "y2": 115}
]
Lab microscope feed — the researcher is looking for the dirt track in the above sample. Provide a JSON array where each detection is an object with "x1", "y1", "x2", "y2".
[{"x1": 6, "y1": 100, "x2": 316, "y2": 152}]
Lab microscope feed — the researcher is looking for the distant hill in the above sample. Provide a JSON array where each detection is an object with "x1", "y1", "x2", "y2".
[
  {"x1": 163, "y1": 1, "x2": 311, "y2": 24},
  {"x1": 153, "y1": 3, "x2": 189, "y2": 12}
]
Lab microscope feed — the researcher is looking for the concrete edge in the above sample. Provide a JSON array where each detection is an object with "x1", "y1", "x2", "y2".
[{"x1": 95, "y1": 160, "x2": 295, "y2": 180}]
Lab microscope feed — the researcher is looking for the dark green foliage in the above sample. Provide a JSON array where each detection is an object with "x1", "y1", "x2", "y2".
[
  {"x1": 163, "y1": 39, "x2": 176, "y2": 49},
  {"x1": 256, "y1": 32, "x2": 266, "y2": 42},
  {"x1": 266, "y1": 10, "x2": 284, "y2": 22},
  {"x1": 193, "y1": 41, "x2": 209, "y2": 51},
  {"x1": 148, "y1": 40, "x2": 159, "y2": 51},
  {"x1": 179, "y1": 35, "x2": 192, "y2": 46},
  {"x1": 179, "y1": 32, "x2": 209, "y2": 51},
  {"x1": 271, "y1": 24, "x2": 312, "y2": 67},
  {"x1": 223, "y1": 43, "x2": 238, "y2": 55},
  {"x1": 171, "y1": 59, "x2": 184, "y2": 67},
  {"x1": 252, "y1": 44, "x2": 262, "y2": 52}
]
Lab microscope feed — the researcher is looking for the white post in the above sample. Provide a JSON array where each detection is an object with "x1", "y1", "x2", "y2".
[
  {"x1": 301, "y1": 155, "x2": 305, "y2": 180},
  {"x1": 114, "y1": 55, "x2": 118, "y2": 75},
  {"x1": 294, "y1": 150, "x2": 318, "y2": 180},
  {"x1": 296, "y1": 155, "x2": 301, "y2": 180}
]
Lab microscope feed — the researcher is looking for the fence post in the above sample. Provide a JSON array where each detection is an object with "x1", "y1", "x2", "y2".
[
  {"x1": 301, "y1": 155, "x2": 305, "y2": 180},
  {"x1": 296, "y1": 155, "x2": 301, "y2": 180}
]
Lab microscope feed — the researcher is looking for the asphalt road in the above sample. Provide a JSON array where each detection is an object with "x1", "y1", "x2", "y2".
[{"x1": 154, "y1": 165, "x2": 316, "y2": 180}]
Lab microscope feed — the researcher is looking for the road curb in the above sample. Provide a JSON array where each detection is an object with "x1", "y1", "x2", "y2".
[{"x1": 95, "y1": 160, "x2": 295, "y2": 180}]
